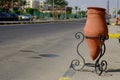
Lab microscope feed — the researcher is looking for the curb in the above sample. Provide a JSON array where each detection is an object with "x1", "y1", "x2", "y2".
[
  {"x1": 0, "y1": 19, "x2": 85, "y2": 25},
  {"x1": 59, "y1": 77, "x2": 72, "y2": 80}
]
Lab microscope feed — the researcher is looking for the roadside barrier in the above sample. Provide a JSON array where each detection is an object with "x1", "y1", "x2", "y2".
[
  {"x1": 109, "y1": 33, "x2": 120, "y2": 39},
  {"x1": 0, "y1": 19, "x2": 85, "y2": 25}
]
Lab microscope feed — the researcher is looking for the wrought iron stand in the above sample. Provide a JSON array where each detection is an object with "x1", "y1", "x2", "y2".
[{"x1": 70, "y1": 32, "x2": 108, "y2": 76}]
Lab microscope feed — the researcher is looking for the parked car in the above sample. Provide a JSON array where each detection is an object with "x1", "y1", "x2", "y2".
[
  {"x1": 0, "y1": 12, "x2": 10, "y2": 21},
  {"x1": 19, "y1": 14, "x2": 33, "y2": 21},
  {"x1": 0, "y1": 12, "x2": 19, "y2": 21},
  {"x1": 8, "y1": 13, "x2": 19, "y2": 21},
  {"x1": 0, "y1": 12, "x2": 6, "y2": 21}
]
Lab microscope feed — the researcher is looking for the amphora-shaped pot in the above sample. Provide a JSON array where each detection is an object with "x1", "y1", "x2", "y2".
[{"x1": 84, "y1": 7, "x2": 108, "y2": 60}]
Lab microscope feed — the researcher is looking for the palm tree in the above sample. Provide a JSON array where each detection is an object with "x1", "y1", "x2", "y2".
[
  {"x1": 75, "y1": 6, "x2": 78, "y2": 14},
  {"x1": 45, "y1": 0, "x2": 68, "y2": 19}
]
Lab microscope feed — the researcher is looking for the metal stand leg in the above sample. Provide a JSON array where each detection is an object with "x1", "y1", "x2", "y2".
[
  {"x1": 95, "y1": 35, "x2": 108, "y2": 76},
  {"x1": 70, "y1": 32, "x2": 86, "y2": 71},
  {"x1": 70, "y1": 32, "x2": 108, "y2": 76}
]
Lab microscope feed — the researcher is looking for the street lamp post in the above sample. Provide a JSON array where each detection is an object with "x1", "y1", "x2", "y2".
[
  {"x1": 116, "y1": 0, "x2": 119, "y2": 18},
  {"x1": 65, "y1": 6, "x2": 67, "y2": 19},
  {"x1": 53, "y1": 0, "x2": 54, "y2": 19},
  {"x1": 11, "y1": 0, "x2": 13, "y2": 12},
  {"x1": 107, "y1": 0, "x2": 109, "y2": 14}
]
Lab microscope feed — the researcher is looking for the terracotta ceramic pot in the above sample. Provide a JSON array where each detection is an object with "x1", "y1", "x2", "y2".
[
  {"x1": 116, "y1": 17, "x2": 120, "y2": 25},
  {"x1": 84, "y1": 7, "x2": 108, "y2": 60}
]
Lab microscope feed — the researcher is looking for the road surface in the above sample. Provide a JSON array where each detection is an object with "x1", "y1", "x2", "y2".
[{"x1": 0, "y1": 22, "x2": 85, "y2": 80}]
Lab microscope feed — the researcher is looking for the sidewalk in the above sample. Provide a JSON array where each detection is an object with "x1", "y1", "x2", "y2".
[{"x1": 59, "y1": 25, "x2": 120, "y2": 80}]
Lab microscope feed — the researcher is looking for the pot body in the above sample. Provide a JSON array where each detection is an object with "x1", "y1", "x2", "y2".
[
  {"x1": 84, "y1": 7, "x2": 108, "y2": 60},
  {"x1": 116, "y1": 17, "x2": 120, "y2": 25}
]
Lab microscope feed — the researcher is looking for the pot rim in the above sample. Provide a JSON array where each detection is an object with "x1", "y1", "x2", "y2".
[{"x1": 87, "y1": 7, "x2": 106, "y2": 11}]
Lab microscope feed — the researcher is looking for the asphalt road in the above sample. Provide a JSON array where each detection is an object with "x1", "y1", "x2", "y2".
[{"x1": 0, "y1": 22, "x2": 85, "y2": 80}]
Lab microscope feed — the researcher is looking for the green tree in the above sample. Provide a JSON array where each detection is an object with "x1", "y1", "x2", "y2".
[
  {"x1": 26, "y1": 7, "x2": 34, "y2": 14},
  {"x1": 21, "y1": 0, "x2": 26, "y2": 6},
  {"x1": 118, "y1": 10, "x2": 120, "y2": 15},
  {"x1": 75, "y1": 6, "x2": 78, "y2": 13},
  {"x1": 80, "y1": 10, "x2": 87, "y2": 17},
  {"x1": 0, "y1": 0, "x2": 26, "y2": 12},
  {"x1": 46, "y1": 0, "x2": 68, "y2": 9},
  {"x1": 45, "y1": 0, "x2": 68, "y2": 19}
]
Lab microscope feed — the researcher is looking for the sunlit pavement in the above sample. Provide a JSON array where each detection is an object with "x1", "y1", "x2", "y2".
[{"x1": 59, "y1": 25, "x2": 120, "y2": 80}]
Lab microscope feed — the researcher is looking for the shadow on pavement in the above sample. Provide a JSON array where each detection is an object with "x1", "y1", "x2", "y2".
[
  {"x1": 107, "y1": 69, "x2": 120, "y2": 72},
  {"x1": 39, "y1": 53, "x2": 59, "y2": 58}
]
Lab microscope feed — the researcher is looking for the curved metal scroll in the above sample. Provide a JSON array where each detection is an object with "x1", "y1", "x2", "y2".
[
  {"x1": 70, "y1": 32, "x2": 108, "y2": 75},
  {"x1": 70, "y1": 32, "x2": 86, "y2": 71},
  {"x1": 95, "y1": 36, "x2": 108, "y2": 76}
]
